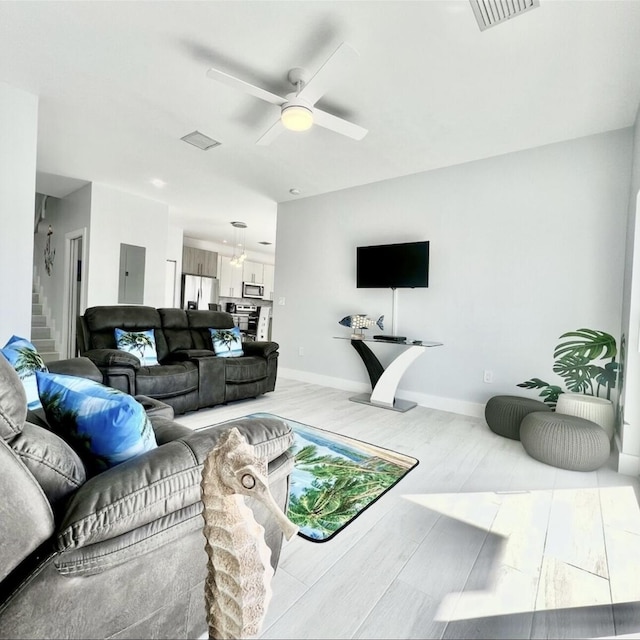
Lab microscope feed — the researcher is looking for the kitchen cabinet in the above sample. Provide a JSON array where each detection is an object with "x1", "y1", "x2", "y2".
[
  {"x1": 218, "y1": 255, "x2": 243, "y2": 298},
  {"x1": 262, "y1": 264, "x2": 274, "y2": 301},
  {"x1": 242, "y1": 261, "x2": 263, "y2": 284},
  {"x1": 182, "y1": 246, "x2": 218, "y2": 277}
]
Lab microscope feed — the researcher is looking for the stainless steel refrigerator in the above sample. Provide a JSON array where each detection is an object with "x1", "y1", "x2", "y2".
[{"x1": 181, "y1": 274, "x2": 220, "y2": 310}]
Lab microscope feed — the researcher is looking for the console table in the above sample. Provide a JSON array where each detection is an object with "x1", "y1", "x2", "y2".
[{"x1": 335, "y1": 337, "x2": 443, "y2": 412}]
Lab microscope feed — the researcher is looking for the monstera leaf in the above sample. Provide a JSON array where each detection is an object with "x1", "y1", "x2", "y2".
[
  {"x1": 517, "y1": 377, "x2": 550, "y2": 391},
  {"x1": 516, "y1": 378, "x2": 563, "y2": 408},
  {"x1": 553, "y1": 329, "x2": 617, "y2": 361},
  {"x1": 518, "y1": 327, "x2": 618, "y2": 408},
  {"x1": 538, "y1": 385, "x2": 564, "y2": 408},
  {"x1": 552, "y1": 355, "x2": 598, "y2": 393},
  {"x1": 594, "y1": 361, "x2": 619, "y2": 398}
]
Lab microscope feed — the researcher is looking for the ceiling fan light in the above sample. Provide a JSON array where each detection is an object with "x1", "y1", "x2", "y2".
[{"x1": 281, "y1": 105, "x2": 313, "y2": 132}]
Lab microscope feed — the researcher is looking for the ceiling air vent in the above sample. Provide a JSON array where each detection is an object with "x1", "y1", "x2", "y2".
[
  {"x1": 470, "y1": 0, "x2": 539, "y2": 31},
  {"x1": 180, "y1": 130, "x2": 221, "y2": 150}
]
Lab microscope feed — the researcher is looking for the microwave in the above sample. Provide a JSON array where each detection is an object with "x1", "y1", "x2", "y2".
[{"x1": 242, "y1": 282, "x2": 264, "y2": 299}]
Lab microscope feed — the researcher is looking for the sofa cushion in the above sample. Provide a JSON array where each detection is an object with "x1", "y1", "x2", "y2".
[
  {"x1": 36, "y1": 371, "x2": 158, "y2": 472},
  {"x1": 224, "y1": 356, "x2": 268, "y2": 383},
  {"x1": 0, "y1": 352, "x2": 27, "y2": 440},
  {"x1": 82, "y1": 306, "x2": 170, "y2": 361},
  {"x1": 187, "y1": 309, "x2": 235, "y2": 350},
  {"x1": 1, "y1": 335, "x2": 48, "y2": 410},
  {"x1": 84, "y1": 305, "x2": 161, "y2": 335},
  {"x1": 115, "y1": 328, "x2": 159, "y2": 366},
  {"x1": 210, "y1": 327, "x2": 244, "y2": 358},
  {"x1": 158, "y1": 308, "x2": 194, "y2": 353},
  {"x1": 10, "y1": 422, "x2": 86, "y2": 505}
]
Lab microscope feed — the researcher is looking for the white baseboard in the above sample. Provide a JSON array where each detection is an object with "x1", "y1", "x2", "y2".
[
  {"x1": 617, "y1": 450, "x2": 640, "y2": 476},
  {"x1": 278, "y1": 368, "x2": 486, "y2": 418}
]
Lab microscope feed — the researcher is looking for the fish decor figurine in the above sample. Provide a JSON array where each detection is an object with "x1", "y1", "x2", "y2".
[{"x1": 339, "y1": 314, "x2": 384, "y2": 339}]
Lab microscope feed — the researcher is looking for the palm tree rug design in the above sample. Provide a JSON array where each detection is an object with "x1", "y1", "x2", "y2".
[{"x1": 230, "y1": 412, "x2": 418, "y2": 542}]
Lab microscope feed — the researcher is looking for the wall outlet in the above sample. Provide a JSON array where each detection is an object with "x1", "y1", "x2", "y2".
[
  {"x1": 483, "y1": 370, "x2": 494, "y2": 383},
  {"x1": 298, "y1": 346, "x2": 304, "y2": 356},
  {"x1": 278, "y1": 297, "x2": 286, "y2": 306}
]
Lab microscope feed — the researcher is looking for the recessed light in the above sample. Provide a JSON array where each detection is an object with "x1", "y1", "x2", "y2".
[
  {"x1": 150, "y1": 178, "x2": 166, "y2": 188},
  {"x1": 289, "y1": 188, "x2": 301, "y2": 195}
]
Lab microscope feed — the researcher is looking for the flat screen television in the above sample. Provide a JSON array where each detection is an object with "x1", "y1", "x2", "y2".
[{"x1": 356, "y1": 241, "x2": 429, "y2": 288}]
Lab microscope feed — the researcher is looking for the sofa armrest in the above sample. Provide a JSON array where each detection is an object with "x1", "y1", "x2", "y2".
[
  {"x1": 46, "y1": 357, "x2": 103, "y2": 382},
  {"x1": 82, "y1": 349, "x2": 140, "y2": 369},
  {"x1": 56, "y1": 415, "x2": 293, "y2": 552},
  {"x1": 163, "y1": 349, "x2": 216, "y2": 362},
  {"x1": 0, "y1": 439, "x2": 55, "y2": 582},
  {"x1": 242, "y1": 341, "x2": 279, "y2": 358}
]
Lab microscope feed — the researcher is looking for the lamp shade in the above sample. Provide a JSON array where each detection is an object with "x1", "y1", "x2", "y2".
[{"x1": 281, "y1": 105, "x2": 313, "y2": 131}]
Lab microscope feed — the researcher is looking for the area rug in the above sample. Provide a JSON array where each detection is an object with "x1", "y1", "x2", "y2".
[{"x1": 233, "y1": 412, "x2": 419, "y2": 542}]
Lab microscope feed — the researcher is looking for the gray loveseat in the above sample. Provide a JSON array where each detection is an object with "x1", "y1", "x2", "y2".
[
  {"x1": 0, "y1": 355, "x2": 294, "y2": 639},
  {"x1": 76, "y1": 306, "x2": 279, "y2": 414}
]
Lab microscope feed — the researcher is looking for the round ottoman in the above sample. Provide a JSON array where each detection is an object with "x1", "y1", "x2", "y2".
[
  {"x1": 485, "y1": 395, "x2": 551, "y2": 440},
  {"x1": 555, "y1": 393, "x2": 615, "y2": 441},
  {"x1": 520, "y1": 411, "x2": 610, "y2": 471}
]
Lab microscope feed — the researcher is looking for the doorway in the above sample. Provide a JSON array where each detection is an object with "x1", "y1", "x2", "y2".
[
  {"x1": 165, "y1": 259, "x2": 177, "y2": 307},
  {"x1": 64, "y1": 229, "x2": 87, "y2": 358}
]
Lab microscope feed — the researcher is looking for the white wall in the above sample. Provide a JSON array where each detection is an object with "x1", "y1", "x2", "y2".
[
  {"x1": 274, "y1": 129, "x2": 632, "y2": 417},
  {"x1": 619, "y1": 104, "x2": 640, "y2": 474},
  {"x1": 166, "y1": 223, "x2": 184, "y2": 307},
  {"x1": 0, "y1": 82, "x2": 38, "y2": 344},
  {"x1": 87, "y1": 184, "x2": 170, "y2": 308}
]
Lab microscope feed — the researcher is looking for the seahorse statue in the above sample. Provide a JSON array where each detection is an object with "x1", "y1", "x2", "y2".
[{"x1": 201, "y1": 427, "x2": 299, "y2": 640}]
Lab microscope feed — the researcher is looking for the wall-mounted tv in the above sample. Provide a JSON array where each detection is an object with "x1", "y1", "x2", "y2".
[{"x1": 356, "y1": 241, "x2": 429, "y2": 288}]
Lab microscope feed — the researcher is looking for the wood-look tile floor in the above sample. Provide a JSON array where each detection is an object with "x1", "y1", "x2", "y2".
[{"x1": 176, "y1": 378, "x2": 640, "y2": 640}]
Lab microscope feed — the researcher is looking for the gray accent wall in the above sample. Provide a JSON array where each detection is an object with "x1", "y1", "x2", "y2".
[
  {"x1": 620, "y1": 104, "x2": 640, "y2": 475},
  {"x1": 274, "y1": 129, "x2": 633, "y2": 420}
]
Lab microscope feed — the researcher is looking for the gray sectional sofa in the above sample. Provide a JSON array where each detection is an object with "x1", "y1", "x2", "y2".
[
  {"x1": 0, "y1": 355, "x2": 294, "y2": 639},
  {"x1": 76, "y1": 306, "x2": 279, "y2": 414}
]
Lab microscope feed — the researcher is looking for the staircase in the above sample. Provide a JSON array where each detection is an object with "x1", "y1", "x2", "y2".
[{"x1": 31, "y1": 288, "x2": 60, "y2": 363}]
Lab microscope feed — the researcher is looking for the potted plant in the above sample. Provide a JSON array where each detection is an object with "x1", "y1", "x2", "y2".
[{"x1": 517, "y1": 328, "x2": 618, "y2": 409}]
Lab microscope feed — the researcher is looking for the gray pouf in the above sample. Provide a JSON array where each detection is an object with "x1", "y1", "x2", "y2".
[
  {"x1": 485, "y1": 395, "x2": 551, "y2": 440},
  {"x1": 520, "y1": 411, "x2": 611, "y2": 472}
]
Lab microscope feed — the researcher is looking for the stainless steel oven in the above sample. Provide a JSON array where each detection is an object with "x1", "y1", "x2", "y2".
[{"x1": 232, "y1": 304, "x2": 257, "y2": 340}]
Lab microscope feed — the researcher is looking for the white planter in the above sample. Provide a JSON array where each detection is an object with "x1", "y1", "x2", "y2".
[{"x1": 555, "y1": 393, "x2": 615, "y2": 441}]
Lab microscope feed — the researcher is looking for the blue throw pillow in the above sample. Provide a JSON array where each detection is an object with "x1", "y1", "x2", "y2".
[
  {"x1": 114, "y1": 328, "x2": 159, "y2": 366},
  {"x1": 1, "y1": 335, "x2": 48, "y2": 410},
  {"x1": 36, "y1": 371, "x2": 157, "y2": 471},
  {"x1": 210, "y1": 327, "x2": 244, "y2": 358}
]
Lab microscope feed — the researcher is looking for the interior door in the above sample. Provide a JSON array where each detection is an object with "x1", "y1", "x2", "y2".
[{"x1": 67, "y1": 235, "x2": 82, "y2": 357}]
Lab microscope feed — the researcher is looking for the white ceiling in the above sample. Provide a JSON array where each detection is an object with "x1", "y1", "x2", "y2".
[{"x1": 2, "y1": 0, "x2": 640, "y2": 257}]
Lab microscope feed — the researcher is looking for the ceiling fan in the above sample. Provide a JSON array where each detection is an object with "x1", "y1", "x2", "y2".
[{"x1": 206, "y1": 42, "x2": 368, "y2": 146}]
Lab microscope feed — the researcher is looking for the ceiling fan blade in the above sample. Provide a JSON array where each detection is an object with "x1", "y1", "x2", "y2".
[
  {"x1": 256, "y1": 118, "x2": 286, "y2": 146},
  {"x1": 312, "y1": 109, "x2": 368, "y2": 141},
  {"x1": 297, "y1": 42, "x2": 360, "y2": 106},
  {"x1": 206, "y1": 67, "x2": 285, "y2": 106}
]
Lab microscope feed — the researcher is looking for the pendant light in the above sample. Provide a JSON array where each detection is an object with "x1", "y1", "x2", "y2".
[{"x1": 229, "y1": 221, "x2": 247, "y2": 268}]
